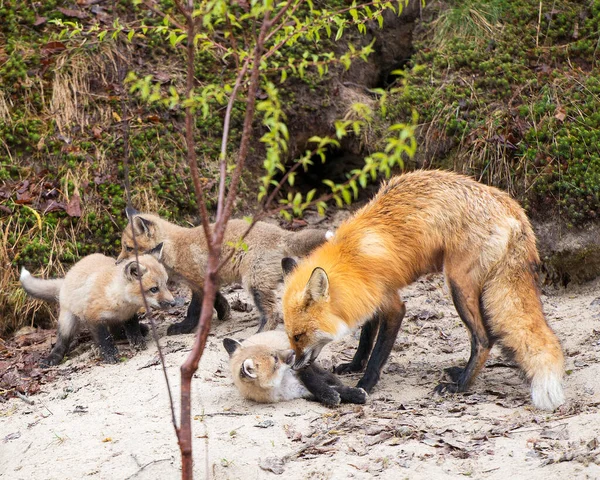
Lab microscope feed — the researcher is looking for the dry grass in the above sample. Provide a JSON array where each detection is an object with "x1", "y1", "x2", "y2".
[
  {"x1": 0, "y1": 218, "x2": 59, "y2": 336},
  {"x1": 49, "y1": 43, "x2": 124, "y2": 135},
  {"x1": 0, "y1": 89, "x2": 12, "y2": 124},
  {"x1": 431, "y1": 0, "x2": 504, "y2": 48}
]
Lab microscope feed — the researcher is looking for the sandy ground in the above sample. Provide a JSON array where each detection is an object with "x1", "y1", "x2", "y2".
[{"x1": 2, "y1": 249, "x2": 600, "y2": 479}]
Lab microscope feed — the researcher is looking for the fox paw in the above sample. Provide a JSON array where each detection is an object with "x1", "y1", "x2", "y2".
[
  {"x1": 39, "y1": 355, "x2": 61, "y2": 368},
  {"x1": 167, "y1": 321, "x2": 195, "y2": 336},
  {"x1": 433, "y1": 382, "x2": 460, "y2": 395},
  {"x1": 333, "y1": 362, "x2": 362, "y2": 375},
  {"x1": 317, "y1": 390, "x2": 341, "y2": 407},
  {"x1": 340, "y1": 387, "x2": 368, "y2": 405},
  {"x1": 102, "y1": 355, "x2": 119, "y2": 364}
]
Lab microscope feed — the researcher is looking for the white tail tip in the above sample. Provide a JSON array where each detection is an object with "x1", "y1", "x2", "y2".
[
  {"x1": 20, "y1": 267, "x2": 31, "y2": 282},
  {"x1": 325, "y1": 230, "x2": 334, "y2": 241},
  {"x1": 531, "y1": 371, "x2": 565, "y2": 411}
]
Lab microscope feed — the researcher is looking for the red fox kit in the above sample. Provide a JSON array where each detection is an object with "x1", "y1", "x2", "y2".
[
  {"x1": 117, "y1": 208, "x2": 329, "y2": 334},
  {"x1": 21, "y1": 244, "x2": 174, "y2": 366},
  {"x1": 282, "y1": 170, "x2": 565, "y2": 411},
  {"x1": 223, "y1": 330, "x2": 367, "y2": 406}
]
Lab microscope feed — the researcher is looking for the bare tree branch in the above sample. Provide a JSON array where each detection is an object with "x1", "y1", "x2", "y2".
[
  {"x1": 264, "y1": 0, "x2": 302, "y2": 43},
  {"x1": 216, "y1": 58, "x2": 251, "y2": 220},
  {"x1": 216, "y1": 10, "x2": 272, "y2": 242},
  {"x1": 173, "y1": 0, "x2": 214, "y2": 256}
]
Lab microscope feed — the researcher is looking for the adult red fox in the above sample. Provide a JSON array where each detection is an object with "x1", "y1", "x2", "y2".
[
  {"x1": 21, "y1": 244, "x2": 174, "y2": 366},
  {"x1": 282, "y1": 170, "x2": 565, "y2": 411},
  {"x1": 117, "y1": 208, "x2": 330, "y2": 334}
]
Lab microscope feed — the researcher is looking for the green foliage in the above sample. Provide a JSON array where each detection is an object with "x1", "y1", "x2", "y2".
[
  {"x1": 1, "y1": 0, "x2": 417, "y2": 335},
  {"x1": 57, "y1": 0, "x2": 416, "y2": 220},
  {"x1": 388, "y1": 0, "x2": 600, "y2": 225}
]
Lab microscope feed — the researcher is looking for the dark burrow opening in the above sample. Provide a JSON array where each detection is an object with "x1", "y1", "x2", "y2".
[{"x1": 276, "y1": 147, "x2": 382, "y2": 207}]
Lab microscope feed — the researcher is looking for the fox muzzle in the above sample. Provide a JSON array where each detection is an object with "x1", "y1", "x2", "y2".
[
  {"x1": 159, "y1": 300, "x2": 176, "y2": 309},
  {"x1": 292, "y1": 342, "x2": 326, "y2": 370}
]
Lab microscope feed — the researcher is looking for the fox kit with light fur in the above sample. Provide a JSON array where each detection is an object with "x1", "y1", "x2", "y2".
[
  {"x1": 21, "y1": 244, "x2": 174, "y2": 366},
  {"x1": 223, "y1": 330, "x2": 367, "y2": 406},
  {"x1": 117, "y1": 208, "x2": 330, "y2": 334},
  {"x1": 282, "y1": 170, "x2": 565, "y2": 411}
]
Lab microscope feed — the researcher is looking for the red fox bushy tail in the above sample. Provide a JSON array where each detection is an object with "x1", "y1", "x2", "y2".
[
  {"x1": 481, "y1": 252, "x2": 565, "y2": 411},
  {"x1": 20, "y1": 268, "x2": 64, "y2": 303}
]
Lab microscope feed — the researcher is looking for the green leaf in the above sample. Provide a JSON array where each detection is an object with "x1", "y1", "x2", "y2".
[{"x1": 342, "y1": 188, "x2": 352, "y2": 205}]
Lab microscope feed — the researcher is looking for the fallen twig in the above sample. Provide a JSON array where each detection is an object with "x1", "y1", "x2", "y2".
[
  {"x1": 124, "y1": 457, "x2": 172, "y2": 480},
  {"x1": 16, "y1": 392, "x2": 35, "y2": 406},
  {"x1": 198, "y1": 411, "x2": 251, "y2": 418}
]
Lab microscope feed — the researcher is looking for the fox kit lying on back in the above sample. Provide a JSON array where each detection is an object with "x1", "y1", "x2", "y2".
[
  {"x1": 21, "y1": 244, "x2": 174, "y2": 366},
  {"x1": 282, "y1": 169, "x2": 565, "y2": 411},
  {"x1": 117, "y1": 208, "x2": 329, "y2": 334},
  {"x1": 223, "y1": 330, "x2": 367, "y2": 406}
]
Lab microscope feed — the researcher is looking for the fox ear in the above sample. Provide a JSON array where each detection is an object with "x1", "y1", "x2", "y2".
[
  {"x1": 132, "y1": 215, "x2": 153, "y2": 236},
  {"x1": 282, "y1": 257, "x2": 298, "y2": 278},
  {"x1": 280, "y1": 349, "x2": 296, "y2": 366},
  {"x1": 305, "y1": 267, "x2": 329, "y2": 302},
  {"x1": 242, "y1": 359, "x2": 257, "y2": 379},
  {"x1": 146, "y1": 242, "x2": 164, "y2": 261},
  {"x1": 125, "y1": 206, "x2": 139, "y2": 221},
  {"x1": 124, "y1": 261, "x2": 148, "y2": 281},
  {"x1": 223, "y1": 338, "x2": 242, "y2": 357}
]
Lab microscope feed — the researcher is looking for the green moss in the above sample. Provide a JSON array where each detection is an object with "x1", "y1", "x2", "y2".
[{"x1": 387, "y1": 0, "x2": 600, "y2": 224}]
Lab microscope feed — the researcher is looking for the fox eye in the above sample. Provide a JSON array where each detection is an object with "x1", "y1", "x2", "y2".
[
  {"x1": 293, "y1": 334, "x2": 303, "y2": 343},
  {"x1": 126, "y1": 246, "x2": 134, "y2": 252},
  {"x1": 273, "y1": 354, "x2": 279, "y2": 364},
  {"x1": 149, "y1": 286, "x2": 159, "y2": 293}
]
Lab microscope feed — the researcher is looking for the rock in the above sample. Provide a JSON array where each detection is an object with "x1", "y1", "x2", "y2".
[{"x1": 534, "y1": 221, "x2": 600, "y2": 285}]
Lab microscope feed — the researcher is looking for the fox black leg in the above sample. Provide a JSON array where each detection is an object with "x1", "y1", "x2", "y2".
[
  {"x1": 40, "y1": 311, "x2": 78, "y2": 367},
  {"x1": 214, "y1": 291, "x2": 231, "y2": 321},
  {"x1": 168, "y1": 290, "x2": 230, "y2": 335},
  {"x1": 123, "y1": 315, "x2": 146, "y2": 350},
  {"x1": 167, "y1": 290, "x2": 202, "y2": 335},
  {"x1": 311, "y1": 365, "x2": 368, "y2": 404},
  {"x1": 251, "y1": 288, "x2": 278, "y2": 332},
  {"x1": 356, "y1": 299, "x2": 406, "y2": 393},
  {"x1": 297, "y1": 365, "x2": 341, "y2": 407},
  {"x1": 92, "y1": 324, "x2": 119, "y2": 363},
  {"x1": 334, "y1": 315, "x2": 379, "y2": 374},
  {"x1": 40, "y1": 334, "x2": 71, "y2": 367},
  {"x1": 434, "y1": 279, "x2": 493, "y2": 395},
  {"x1": 109, "y1": 315, "x2": 148, "y2": 341}
]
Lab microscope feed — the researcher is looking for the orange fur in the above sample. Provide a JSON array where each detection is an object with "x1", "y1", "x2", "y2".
[{"x1": 282, "y1": 170, "x2": 565, "y2": 411}]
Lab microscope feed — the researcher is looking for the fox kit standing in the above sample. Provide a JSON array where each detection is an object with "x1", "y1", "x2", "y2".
[
  {"x1": 21, "y1": 244, "x2": 174, "y2": 366},
  {"x1": 223, "y1": 330, "x2": 367, "y2": 406},
  {"x1": 282, "y1": 169, "x2": 565, "y2": 411},
  {"x1": 117, "y1": 208, "x2": 329, "y2": 334}
]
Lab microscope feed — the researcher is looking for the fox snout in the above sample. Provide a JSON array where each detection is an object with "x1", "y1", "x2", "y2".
[
  {"x1": 159, "y1": 299, "x2": 176, "y2": 309},
  {"x1": 292, "y1": 338, "x2": 329, "y2": 370},
  {"x1": 292, "y1": 348, "x2": 320, "y2": 370}
]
